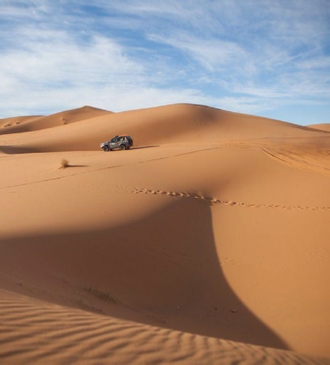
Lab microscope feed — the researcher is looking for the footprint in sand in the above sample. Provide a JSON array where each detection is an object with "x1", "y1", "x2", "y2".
[{"x1": 131, "y1": 187, "x2": 330, "y2": 211}]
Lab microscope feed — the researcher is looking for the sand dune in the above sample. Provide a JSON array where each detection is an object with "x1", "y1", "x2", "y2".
[
  {"x1": 0, "y1": 104, "x2": 328, "y2": 153},
  {"x1": 0, "y1": 105, "x2": 111, "y2": 135},
  {"x1": 0, "y1": 104, "x2": 329, "y2": 364},
  {"x1": 0, "y1": 115, "x2": 43, "y2": 129},
  {"x1": 308, "y1": 123, "x2": 330, "y2": 132}
]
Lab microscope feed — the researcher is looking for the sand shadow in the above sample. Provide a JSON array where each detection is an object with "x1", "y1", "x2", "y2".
[
  {"x1": 0, "y1": 145, "x2": 39, "y2": 154},
  {"x1": 0, "y1": 145, "x2": 158, "y2": 155},
  {"x1": 131, "y1": 145, "x2": 159, "y2": 150},
  {"x1": 62, "y1": 164, "x2": 89, "y2": 168},
  {"x1": 0, "y1": 198, "x2": 288, "y2": 350},
  {"x1": 106, "y1": 145, "x2": 159, "y2": 152}
]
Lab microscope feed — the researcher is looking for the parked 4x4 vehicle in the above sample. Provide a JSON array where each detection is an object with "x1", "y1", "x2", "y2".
[{"x1": 100, "y1": 135, "x2": 133, "y2": 151}]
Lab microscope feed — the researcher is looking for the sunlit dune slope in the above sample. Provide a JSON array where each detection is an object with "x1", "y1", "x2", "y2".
[{"x1": 0, "y1": 105, "x2": 111, "y2": 135}]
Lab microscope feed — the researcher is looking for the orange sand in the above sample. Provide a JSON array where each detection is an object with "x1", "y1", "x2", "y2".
[{"x1": 0, "y1": 104, "x2": 329, "y2": 364}]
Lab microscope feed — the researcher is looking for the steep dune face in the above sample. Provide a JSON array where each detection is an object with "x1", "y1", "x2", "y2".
[{"x1": 0, "y1": 104, "x2": 330, "y2": 364}]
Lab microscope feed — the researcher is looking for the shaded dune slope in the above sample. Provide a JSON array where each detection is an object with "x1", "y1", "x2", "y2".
[{"x1": 0, "y1": 198, "x2": 287, "y2": 349}]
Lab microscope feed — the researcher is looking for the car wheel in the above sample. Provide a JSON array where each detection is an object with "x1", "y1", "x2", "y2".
[
  {"x1": 103, "y1": 146, "x2": 110, "y2": 152},
  {"x1": 119, "y1": 144, "x2": 126, "y2": 150}
]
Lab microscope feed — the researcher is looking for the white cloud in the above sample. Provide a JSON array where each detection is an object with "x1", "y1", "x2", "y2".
[
  {"x1": 148, "y1": 32, "x2": 246, "y2": 72},
  {"x1": 0, "y1": 26, "x2": 147, "y2": 115}
]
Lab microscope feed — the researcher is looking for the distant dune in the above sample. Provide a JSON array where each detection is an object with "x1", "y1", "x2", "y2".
[
  {"x1": 308, "y1": 123, "x2": 330, "y2": 132},
  {"x1": 0, "y1": 105, "x2": 111, "y2": 135},
  {"x1": 0, "y1": 104, "x2": 329, "y2": 364}
]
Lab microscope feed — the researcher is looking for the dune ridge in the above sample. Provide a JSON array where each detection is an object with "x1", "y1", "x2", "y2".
[{"x1": 0, "y1": 104, "x2": 329, "y2": 364}]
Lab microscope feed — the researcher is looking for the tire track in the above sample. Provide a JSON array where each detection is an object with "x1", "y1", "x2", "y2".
[{"x1": 132, "y1": 188, "x2": 330, "y2": 211}]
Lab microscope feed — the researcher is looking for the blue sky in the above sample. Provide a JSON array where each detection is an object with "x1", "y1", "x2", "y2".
[{"x1": 0, "y1": 0, "x2": 329, "y2": 125}]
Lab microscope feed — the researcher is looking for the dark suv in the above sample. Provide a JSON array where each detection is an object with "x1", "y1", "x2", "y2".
[{"x1": 100, "y1": 135, "x2": 133, "y2": 151}]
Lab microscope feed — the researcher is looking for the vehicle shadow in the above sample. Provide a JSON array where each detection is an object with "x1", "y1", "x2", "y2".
[
  {"x1": 0, "y1": 198, "x2": 288, "y2": 350},
  {"x1": 102, "y1": 145, "x2": 158, "y2": 153},
  {"x1": 130, "y1": 145, "x2": 159, "y2": 150}
]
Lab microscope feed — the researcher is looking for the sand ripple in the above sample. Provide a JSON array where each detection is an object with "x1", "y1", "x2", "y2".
[{"x1": 0, "y1": 291, "x2": 328, "y2": 365}]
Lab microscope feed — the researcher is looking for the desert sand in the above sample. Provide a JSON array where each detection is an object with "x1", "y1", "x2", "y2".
[
  {"x1": 308, "y1": 124, "x2": 330, "y2": 133},
  {"x1": 0, "y1": 104, "x2": 329, "y2": 364}
]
